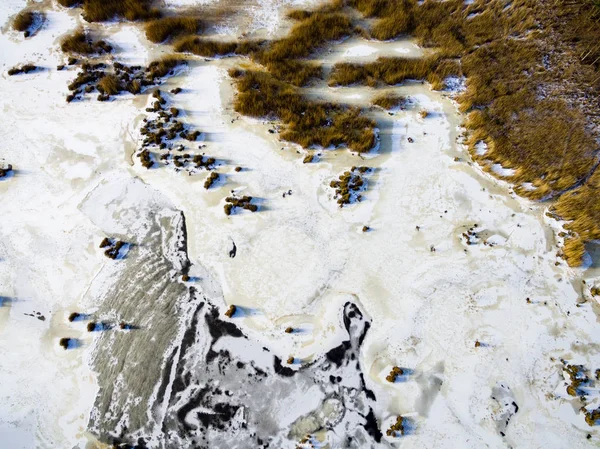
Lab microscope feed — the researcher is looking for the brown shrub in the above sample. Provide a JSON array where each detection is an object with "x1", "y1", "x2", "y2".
[
  {"x1": 552, "y1": 171, "x2": 600, "y2": 267},
  {"x1": 328, "y1": 55, "x2": 456, "y2": 87},
  {"x1": 60, "y1": 30, "x2": 111, "y2": 54},
  {"x1": 13, "y1": 10, "x2": 36, "y2": 32},
  {"x1": 81, "y1": 0, "x2": 160, "y2": 22},
  {"x1": 146, "y1": 56, "x2": 184, "y2": 78},
  {"x1": 372, "y1": 93, "x2": 405, "y2": 109},
  {"x1": 174, "y1": 37, "x2": 238, "y2": 56},
  {"x1": 232, "y1": 69, "x2": 375, "y2": 153},
  {"x1": 173, "y1": 36, "x2": 264, "y2": 57},
  {"x1": 265, "y1": 60, "x2": 322, "y2": 87},
  {"x1": 145, "y1": 17, "x2": 201, "y2": 43},
  {"x1": 97, "y1": 74, "x2": 121, "y2": 95},
  {"x1": 257, "y1": 11, "x2": 353, "y2": 62},
  {"x1": 57, "y1": 0, "x2": 80, "y2": 6}
]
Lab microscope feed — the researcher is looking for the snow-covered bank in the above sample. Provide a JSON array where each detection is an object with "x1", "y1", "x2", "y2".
[{"x1": 1, "y1": 0, "x2": 599, "y2": 448}]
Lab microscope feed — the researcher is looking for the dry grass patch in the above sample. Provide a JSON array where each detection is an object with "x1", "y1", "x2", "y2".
[
  {"x1": 60, "y1": 30, "x2": 112, "y2": 55},
  {"x1": 372, "y1": 93, "x2": 405, "y2": 109},
  {"x1": 80, "y1": 0, "x2": 160, "y2": 22},
  {"x1": 145, "y1": 17, "x2": 201, "y2": 43},
  {"x1": 265, "y1": 60, "x2": 322, "y2": 86},
  {"x1": 231, "y1": 69, "x2": 375, "y2": 153},
  {"x1": 146, "y1": 56, "x2": 184, "y2": 78},
  {"x1": 12, "y1": 10, "x2": 35, "y2": 32},
  {"x1": 337, "y1": 0, "x2": 599, "y2": 265},
  {"x1": 257, "y1": 11, "x2": 353, "y2": 63},
  {"x1": 174, "y1": 37, "x2": 244, "y2": 57},
  {"x1": 56, "y1": 0, "x2": 80, "y2": 7},
  {"x1": 97, "y1": 74, "x2": 121, "y2": 95},
  {"x1": 55, "y1": 0, "x2": 160, "y2": 21},
  {"x1": 329, "y1": 55, "x2": 460, "y2": 89},
  {"x1": 552, "y1": 171, "x2": 600, "y2": 266}
]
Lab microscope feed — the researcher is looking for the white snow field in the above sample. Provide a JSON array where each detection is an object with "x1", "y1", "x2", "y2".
[{"x1": 1, "y1": 1, "x2": 599, "y2": 448}]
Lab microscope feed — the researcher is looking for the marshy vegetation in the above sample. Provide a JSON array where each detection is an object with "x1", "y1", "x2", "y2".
[
  {"x1": 7, "y1": 64, "x2": 37, "y2": 76},
  {"x1": 561, "y1": 361, "x2": 600, "y2": 426},
  {"x1": 0, "y1": 164, "x2": 13, "y2": 178},
  {"x1": 173, "y1": 36, "x2": 263, "y2": 58},
  {"x1": 255, "y1": 10, "x2": 352, "y2": 63},
  {"x1": 204, "y1": 172, "x2": 219, "y2": 189},
  {"x1": 100, "y1": 238, "x2": 126, "y2": 259},
  {"x1": 136, "y1": 87, "x2": 217, "y2": 176},
  {"x1": 385, "y1": 366, "x2": 404, "y2": 383},
  {"x1": 224, "y1": 196, "x2": 257, "y2": 215},
  {"x1": 43, "y1": 0, "x2": 600, "y2": 265},
  {"x1": 58, "y1": 337, "x2": 74, "y2": 349},
  {"x1": 56, "y1": 0, "x2": 160, "y2": 22},
  {"x1": 64, "y1": 57, "x2": 184, "y2": 103},
  {"x1": 330, "y1": 166, "x2": 371, "y2": 206},
  {"x1": 145, "y1": 17, "x2": 201, "y2": 43},
  {"x1": 224, "y1": 305, "x2": 236, "y2": 318},
  {"x1": 328, "y1": 56, "x2": 459, "y2": 90},
  {"x1": 12, "y1": 10, "x2": 34, "y2": 31},
  {"x1": 386, "y1": 416, "x2": 406, "y2": 437},
  {"x1": 68, "y1": 312, "x2": 83, "y2": 322},
  {"x1": 12, "y1": 10, "x2": 43, "y2": 37},
  {"x1": 230, "y1": 69, "x2": 376, "y2": 153},
  {"x1": 372, "y1": 93, "x2": 406, "y2": 110},
  {"x1": 322, "y1": 0, "x2": 600, "y2": 266},
  {"x1": 61, "y1": 29, "x2": 112, "y2": 55}
]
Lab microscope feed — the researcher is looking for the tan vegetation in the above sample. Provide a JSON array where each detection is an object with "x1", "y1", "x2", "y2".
[
  {"x1": 372, "y1": 93, "x2": 405, "y2": 109},
  {"x1": 0, "y1": 164, "x2": 13, "y2": 178},
  {"x1": 59, "y1": 337, "x2": 72, "y2": 349},
  {"x1": 386, "y1": 416, "x2": 405, "y2": 437},
  {"x1": 97, "y1": 74, "x2": 121, "y2": 95},
  {"x1": 224, "y1": 305, "x2": 236, "y2": 318},
  {"x1": 146, "y1": 56, "x2": 184, "y2": 78},
  {"x1": 265, "y1": 60, "x2": 322, "y2": 87},
  {"x1": 7, "y1": 64, "x2": 37, "y2": 76},
  {"x1": 328, "y1": 56, "x2": 459, "y2": 89},
  {"x1": 386, "y1": 366, "x2": 403, "y2": 382},
  {"x1": 145, "y1": 17, "x2": 201, "y2": 43},
  {"x1": 330, "y1": 166, "x2": 371, "y2": 205},
  {"x1": 60, "y1": 30, "x2": 112, "y2": 55},
  {"x1": 57, "y1": 0, "x2": 80, "y2": 6},
  {"x1": 50, "y1": 0, "x2": 600, "y2": 265},
  {"x1": 74, "y1": 0, "x2": 161, "y2": 22},
  {"x1": 231, "y1": 69, "x2": 375, "y2": 152},
  {"x1": 224, "y1": 196, "x2": 257, "y2": 215},
  {"x1": 256, "y1": 11, "x2": 352, "y2": 63},
  {"x1": 204, "y1": 172, "x2": 219, "y2": 189},
  {"x1": 173, "y1": 36, "x2": 263, "y2": 57},
  {"x1": 12, "y1": 10, "x2": 36, "y2": 32},
  {"x1": 333, "y1": 0, "x2": 600, "y2": 266}
]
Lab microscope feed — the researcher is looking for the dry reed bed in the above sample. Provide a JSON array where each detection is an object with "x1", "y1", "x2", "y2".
[
  {"x1": 230, "y1": 69, "x2": 375, "y2": 153},
  {"x1": 145, "y1": 17, "x2": 202, "y2": 43},
  {"x1": 60, "y1": 29, "x2": 112, "y2": 55},
  {"x1": 56, "y1": 0, "x2": 160, "y2": 22},
  {"x1": 372, "y1": 93, "x2": 406, "y2": 110}
]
